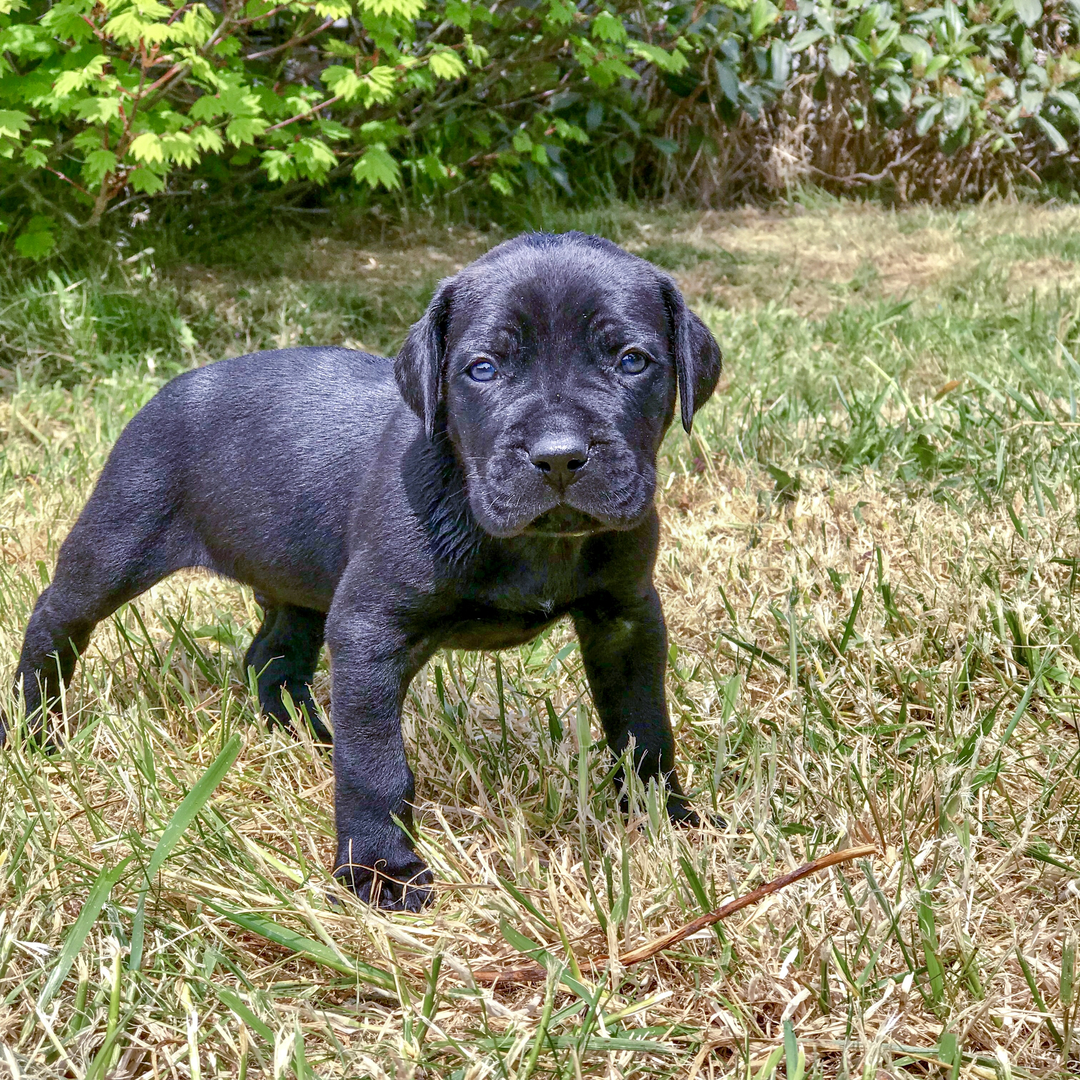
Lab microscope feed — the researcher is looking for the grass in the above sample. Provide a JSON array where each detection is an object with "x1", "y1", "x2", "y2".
[{"x1": 2, "y1": 198, "x2": 1080, "y2": 1078}]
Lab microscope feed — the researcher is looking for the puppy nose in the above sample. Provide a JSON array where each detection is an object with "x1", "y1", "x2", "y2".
[{"x1": 530, "y1": 440, "x2": 589, "y2": 490}]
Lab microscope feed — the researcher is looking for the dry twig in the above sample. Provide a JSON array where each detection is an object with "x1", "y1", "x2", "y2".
[{"x1": 473, "y1": 844, "x2": 878, "y2": 986}]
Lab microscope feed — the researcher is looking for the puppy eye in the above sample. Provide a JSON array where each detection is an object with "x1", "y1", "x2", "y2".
[
  {"x1": 619, "y1": 350, "x2": 650, "y2": 375},
  {"x1": 466, "y1": 359, "x2": 498, "y2": 382}
]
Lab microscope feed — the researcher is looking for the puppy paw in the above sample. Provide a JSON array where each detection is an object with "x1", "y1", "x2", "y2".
[
  {"x1": 666, "y1": 798, "x2": 702, "y2": 828},
  {"x1": 334, "y1": 849, "x2": 433, "y2": 912}
]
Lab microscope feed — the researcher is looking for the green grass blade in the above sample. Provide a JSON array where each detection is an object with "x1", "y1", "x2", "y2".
[
  {"x1": 837, "y1": 586, "x2": 863, "y2": 656},
  {"x1": 37, "y1": 855, "x2": 132, "y2": 1010},
  {"x1": 206, "y1": 902, "x2": 397, "y2": 996},
  {"x1": 217, "y1": 988, "x2": 275, "y2": 1046},
  {"x1": 145, "y1": 734, "x2": 243, "y2": 880},
  {"x1": 130, "y1": 733, "x2": 244, "y2": 970}
]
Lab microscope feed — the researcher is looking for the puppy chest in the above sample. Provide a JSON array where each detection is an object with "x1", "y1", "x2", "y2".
[{"x1": 440, "y1": 605, "x2": 564, "y2": 651}]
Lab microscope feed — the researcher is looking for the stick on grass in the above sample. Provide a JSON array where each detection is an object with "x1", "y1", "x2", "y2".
[{"x1": 473, "y1": 845, "x2": 877, "y2": 986}]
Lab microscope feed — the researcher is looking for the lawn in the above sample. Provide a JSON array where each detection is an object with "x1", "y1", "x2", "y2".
[{"x1": 2, "y1": 199, "x2": 1079, "y2": 1079}]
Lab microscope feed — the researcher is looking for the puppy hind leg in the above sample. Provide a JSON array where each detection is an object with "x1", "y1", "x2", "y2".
[
  {"x1": 245, "y1": 604, "x2": 330, "y2": 743},
  {"x1": 244, "y1": 599, "x2": 280, "y2": 676},
  {"x1": 8, "y1": 526, "x2": 192, "y2": 745}
]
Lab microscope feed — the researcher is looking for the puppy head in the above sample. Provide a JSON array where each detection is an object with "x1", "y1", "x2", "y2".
[{"x1": 395, "y1": 232, "x2": 721, "y2": 538}]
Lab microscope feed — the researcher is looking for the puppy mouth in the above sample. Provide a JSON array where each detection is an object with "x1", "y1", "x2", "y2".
[{"x1": 519, "y1": 507, "x2": 607, "y2": 537}]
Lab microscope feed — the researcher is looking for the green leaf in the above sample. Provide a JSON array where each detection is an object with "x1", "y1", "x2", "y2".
[
  {"x1": 592, "y1": 11, "x2": 627, "y2": 44},
  {"x1": 940, "y1": 94, "x2": 970, "y2": 132},
  {"x1": 128, "y1": 167, "x2": 164, "y2": 194},
  {"x1": 925, "y1": 54, "x2": 951, "y2": 78},
  {"x1": 0, "y1": 109, "x2": 30, "y2": 138},
  {"x1": 324, "y1": 38, "x2": 360, "y2": 59},
  {"x1": 171, "y1": 5, "x2": 214, "y2": 47},
  {"x1": 629, "y1": 41, "x2": 689, "y2": 75},
  {"x1": 429, "y1": 49, "x2": 466, "y2": 81},
  {"x1": 15, "y1": 217, "x2": 57, "y2": 260},
  {"x1": 261, "y1": 148, "x2": 295, "y2": 183},
  {"x1": 918, "y1": 893, "x2": 945, "y2": 1006},
  {"x1": 82, "y1": 148, "x2": 118, "y2": 185},
  {"x1": 1050, "y1": 89, "x2": 1080, "y2": 123},
  {"x1": 192, "y1": 125, "x2": 224, "y2": 153},
  {"x1": 294, "y1": 136, "x2": 337, "y2": 179},
  {"x1": 854, "y1": 5, "x2": 880, "y2": 39},
  {"x1": 463, "y1": 33, "x2": 488, "y2": 65},
  {"x1": 749, "y1": 0, "x2": 779, "y2": 41},
  {"x1": 75, "y1": 96, "x2": 122, "y2": 123},
  {"x1": 553, "y1": 118, "x2": 588, "y2": 144},
  {"x1": 359, "y1": 118, "x2": 407, "y2": 145},
  {"x1": 789, "y1": 29, "x2": 823, "y2": 53},
  {"x1": 828, "y1": 43, "x2": 851, "y2": 77},
  {"x1": 446, "y1": 0, "x2": 473, "y2": 29},
  {"x1": 771, "y1": 39, "x2": 791, "y2": 83},
  {"x1": 160, "y1": 131, "x2": 201, "y2": 168},
  {"x1": 53, "y1": 55, "x2": 109, "y2": 98},
  {"x1": 315, "y1": 0, "x2": 352, "y2": 16},
  {"x1": 104, "y1": 7, "x2": 171, "y2": 47},
  {"x1": 0, "y1": 21, "x2": 56, "y2": 59},
  {"x1": 206, "y1": 902, "x2": 397, "y2": 995},
  {"x1": 714, "y1": 59, "x2": 740, "y2": 104},
  {"x1": 360, "y1": 0, "x2": 424, "y2": 18},
  {"x1": 363, "y1": 66, "x2": 398, "y2": 104},
  {"x1": 916, "y1": 102, "x2": 941, "y2": 135},
  {"x1": 322, "y1": 65, "x2": 366, "y2": 103},
  {"x1": 129, "y1": 131, "x2": 164, "y2": 164},
  {"x1": 190, "y1": 95, "x2": 225, "y2": 122},
  {"x1": 545, "y1": 0, "x2": 575, "y2": 28},
  {"x1": 418, "y1": 152, "x2": 449, "y2": 181},
  {"x1": 38, "y1": 855, "x2": 132, "y2": 1009},
  {"x1": 499, "y1": 920, "x2": 596, "y2": 1002},
  {"x1": 489, "y1": 171, "x2": 513, "y2": 195},
  {"x1": 1014, "y1": 0, "x2": 1042, "y2": 27},
  {"x1": 898, "y1": 33, "x2": 932, "y2": 69},
  {"x1": 1036, "y1": 115, "x2": 1068, "y2": 153},
  {"x1": 148, "y1": 735, "x2": 242, "y2": 879},
  {"x1": 226, "y1": 115, "x2": 268, "y2": 146},
  {"x1": 352, "y1": 145, "x2": 401, "y2": 190}
]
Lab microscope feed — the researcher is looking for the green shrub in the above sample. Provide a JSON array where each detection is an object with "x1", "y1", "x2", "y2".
[{"x1": 0, "y1": 1, "x2": 1077, "y2": 251}]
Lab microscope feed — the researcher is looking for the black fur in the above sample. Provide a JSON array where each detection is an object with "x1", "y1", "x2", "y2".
[{"x1": 6, "y1": 232, "x2": 722, "y2": 910}]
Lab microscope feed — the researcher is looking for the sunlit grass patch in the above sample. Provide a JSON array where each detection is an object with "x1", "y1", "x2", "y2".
[{"x1": 2, "y1": 202, "x2": 1080, "y2": 1078}]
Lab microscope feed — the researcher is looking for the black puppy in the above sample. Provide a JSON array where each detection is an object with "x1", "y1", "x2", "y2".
[{"x1": 7, "y1": 232, "x2": 721, "y2": 910}]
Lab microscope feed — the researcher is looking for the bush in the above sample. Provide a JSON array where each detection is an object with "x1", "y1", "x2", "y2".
[
  {"x1": 653, "y1": 0, "x2": 1080, "y2": 203},
  {"x1": 0, "y1": 1, "x2": 1077, "y2": 252}
]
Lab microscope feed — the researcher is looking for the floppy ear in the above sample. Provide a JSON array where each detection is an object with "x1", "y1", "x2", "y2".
[
  {"x1": 395, "y1": 277, "x2": 455, "y2": 440},
  {"x1": 662, "y1": 279, "x2": 723, "y2": 434}
]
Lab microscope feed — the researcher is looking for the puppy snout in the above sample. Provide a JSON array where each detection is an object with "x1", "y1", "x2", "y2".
[{"x1": 529, "y1": 439, "x2": 589, "y2": 491}]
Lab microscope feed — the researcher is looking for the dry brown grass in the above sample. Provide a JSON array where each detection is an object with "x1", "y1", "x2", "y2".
[{"x1": 1, "y1": 203, "x2": 1079, "y2": 1079}]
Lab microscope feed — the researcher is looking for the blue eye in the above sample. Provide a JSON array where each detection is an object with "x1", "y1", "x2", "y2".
[
  {"x1": 619, "y1": 350, "x2": 650, "y2": 375},
  {"x1": 467, "y1": 359, "x2": 498, "y2": 382}
]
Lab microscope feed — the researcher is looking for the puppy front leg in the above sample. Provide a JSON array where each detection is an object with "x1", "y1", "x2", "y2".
[
  {"x1": 572, "y1": 587, "x2": 699, "y2": 827},
  {"x1": 325, "y1": 609, "x2": 433, "y2": 910}
]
